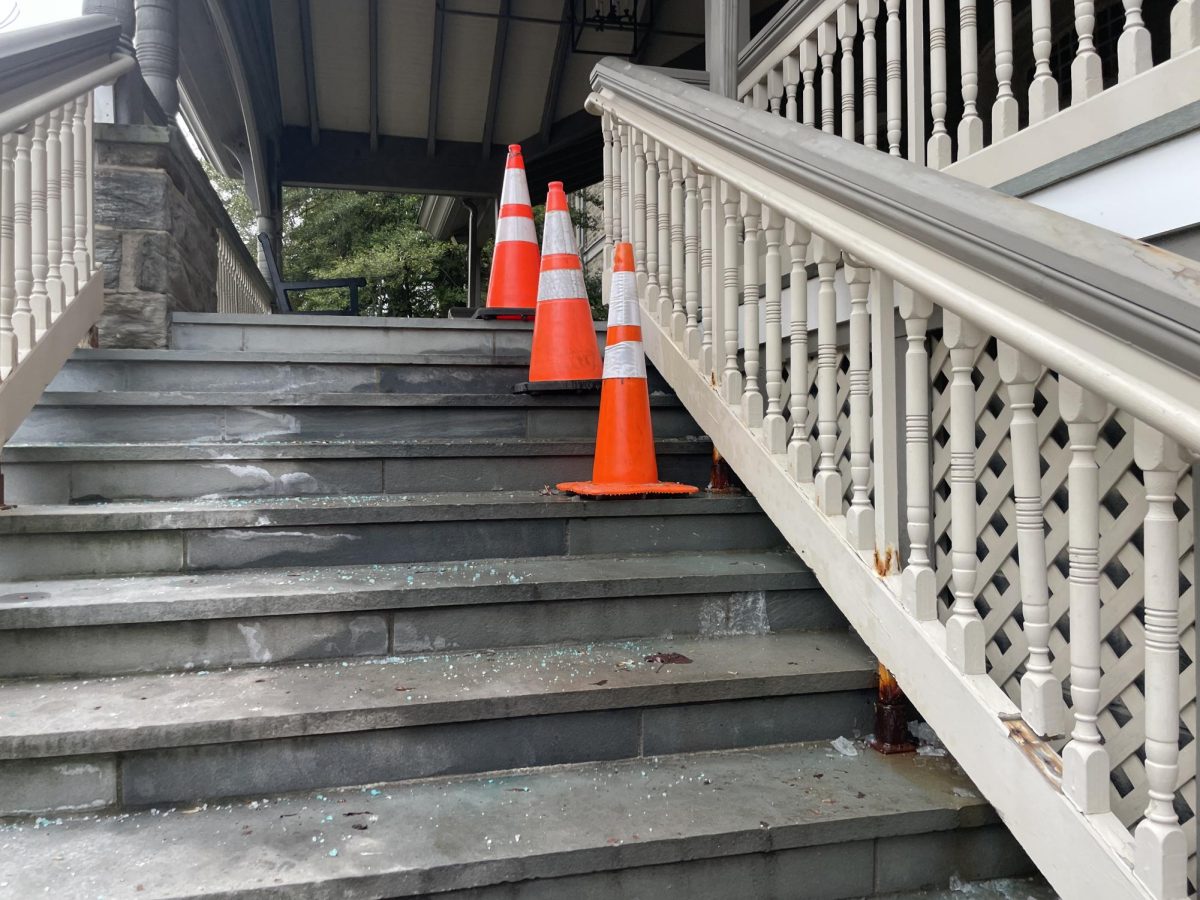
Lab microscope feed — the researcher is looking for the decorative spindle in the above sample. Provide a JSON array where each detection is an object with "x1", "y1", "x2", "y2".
[
  {"x1": 1, "y1": 134, "x2": 16, "y2": 377},
  {"x1": 958, "y1": 0, "x2": 983, "y2": 157},
  {"x1": 943, "y1": 311, "x2": 985, "y2": 674},
  {"x1": 684, "y1": 161, "x2": 700, "y2": 360},
  {"x1": 783, "y1": 55, "x2": 800, "y2": 121},
  {"x1": 1059, "y1": 378, "x2": 1111, "y2": 814},
  {"x1": 30, "y1": 115, "x2": 49, "y2": 336},
  {"x1": 1118, "y1": 0, "x2": 1152, "y2": 81},
  {"x1": 870, "y1": 272, "x2": 900, "y2": 564},
  {"x1": 838, "y1": 3, "x2": 859, "y2": 141},
  {"x1": 669, "y1": 150, "x2": 686, "y2": 339},
  {"x1": 753, "y1": 82, "x2": 769, "y2": 113},
  {"x1": 813, "y1": 236, "x2": 842, "y2": 513},
  {"x1": 657, "y1": 141, "x2": 672, "y2": 325},
  {"x1": 13, "y1": 129, "x2": 34, "y2": 357},
  {"x1": 800, "y1": 38, "x2": 818, "y2": 127},
  {"x1": 45, "y1": 110, "x2": 63, "y2": 318},
  {"x1": 631, "y1": 131, "x2": 646, "y2": 291},
  {"x1": 621, "y1": 126, "x2": 633, "y2": 243},
  {"x1": 720, "y1": 181, "x2": 743, "y2": 405},
  {"x1": 59, "y1": 99, "x2": 77, "y2": 300},
  {"x1": 1173, "y1": 0, "x2": 1199, "y2": 56},
  {"x1": 644, "y1": 138, "x2": 661, "y2": 315},
  {"x1": 740, "y1": 196, "x2": 763, "y2": 428},
  {"x1": 1133, "y1": 422, "x2": 1188, "y2": 900},
  {"x1": 786, "y1": 219, "x2": 813, "y2": 482},
  {"x1": 610, "y1": 119, "x2": 622, "y2": 248},
  {"x1": 601, "y1": 115, "x2": 613, "y2": 265},
  {"x1": 861, "y1": 0, "x2": 880, "y2": 150},
  {"x1": 762, "y1": 207, "x2": 786, "y2": 453},
  {"x1": 818, "y1": 21, "x2": 837, "y2": 134},
  {"x1": 844, "y1": 256, "x2": 874, "y2": 550},
  {"x1": 886, "y1": 0, "x2": 903, "y2": 156},
  {"x1": 767, "y1": 69, "x2": 783, "y2": 115},
  {"x1": 993, "y1": 0, "x2": 1018, "y2": 140},
  {"x1": 927, "y1": 0, "x2": 952, "y2": 168},
  {"x1": 899, "y1": 286, "x2": 935, "y2": 619},
  {"x1": 699, "y1": 172, "x2": 714, "y2": 375},
  {"x1": 998, "y1": 344, "x2": 1065, "y2": 737},
  {"x1": 1072, "y1": 1, "x2": 1102, "y2": 104},
  {"x1": 1029, "y1": 0, "x2": 1059, "y2": 124}
]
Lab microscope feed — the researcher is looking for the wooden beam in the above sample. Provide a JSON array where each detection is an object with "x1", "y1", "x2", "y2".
[
  {"x1": 479, "y1": 0, "x2": 510, "y2": 160},
  {"x1": 368, "y1": 0, "x2": 379, "y2": 152},
  {"x1": 298, "y1": 0, "x2": 320, "y2": 145},
  {"x1": 427, "y1": 0, "x2": 446, "y2": 158},
  {"x1": 539, "y1": 0, "x2": 571, "y2": 145}
]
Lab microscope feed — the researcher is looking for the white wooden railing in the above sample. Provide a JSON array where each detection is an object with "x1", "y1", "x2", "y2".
[
  {"x1": 0, "y1": 16, "x2": 134, "y2": 448},
  {"x1": 216, "y1": 229, "x2": 273, "y2": 315},
  {"x1": 591, "y1": 59, "x2": 1200, "y2": 900},
  {"x1": 737, "y1": 0, "x2": 1200, "y2": 171}
]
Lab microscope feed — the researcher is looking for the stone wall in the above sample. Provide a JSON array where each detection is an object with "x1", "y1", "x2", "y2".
[{"x1": 93, "y1": 123, "x2": 240, "y2": 348}]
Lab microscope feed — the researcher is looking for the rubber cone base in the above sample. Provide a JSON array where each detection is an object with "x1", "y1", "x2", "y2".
[
  {"x1": 473, "y1": 307, "x2": 536, "y2": 321},
  {"x1": 513, "y1": 379, "x2": 602, "y2": 394},
  {"x1": 556, "y1": 480, "x2": 700, "y2": 498}
]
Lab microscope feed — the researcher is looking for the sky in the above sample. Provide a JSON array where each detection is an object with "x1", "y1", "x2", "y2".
[{"x1": 1, "y1": 0, "x2": 83, "y2": 32}]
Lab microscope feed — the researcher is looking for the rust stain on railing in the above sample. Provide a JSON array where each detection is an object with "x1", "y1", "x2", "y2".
[
  {"x1": 873, "y1": 546, "x2": 896, "y2": 577},
  {"x1": 1001, "y1": 714, "x2": 1063, "y2": 788}
]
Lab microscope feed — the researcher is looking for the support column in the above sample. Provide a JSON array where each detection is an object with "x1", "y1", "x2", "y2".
[
  {"x1": 83, "y1": 0, "x2": 144, "y2": 124},
  {"x1": 706, "y1": 0, "x2": 747, "y2": 100},
  {"x1": 134, "y1": 0, "x2": 179, "y2": 121}
]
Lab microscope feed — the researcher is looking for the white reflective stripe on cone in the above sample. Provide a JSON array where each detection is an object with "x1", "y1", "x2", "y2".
[
  {"x1": 497, "y1": 215, "x2": 537, "y2": 244},
  {"x1": 602, "y1": 340, "x2": 647, "y2": 379},
  {"x1": 502, "y1": 168, "x2": 531, "y2": 205},
  {"x1": 541, "y1": 210, "x2": 577, "y2": 256},
  {"x1": 538, "y1": 267, "x2": 588, "y2": 301},
  {"x1": 607, "y1": 297, "x2": 640, "y2": 327}
]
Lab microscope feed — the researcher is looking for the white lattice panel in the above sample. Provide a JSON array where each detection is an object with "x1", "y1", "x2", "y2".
[{"x1": 928, "y1": 335, "x2": 1197, "y2": 888}]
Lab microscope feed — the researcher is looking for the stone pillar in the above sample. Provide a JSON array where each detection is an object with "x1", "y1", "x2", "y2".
[
  {"x1": 134, "y1": 0, "x2": 179, "y2": 121},
  {"x1": 83, "y1": 0, "x2": 144, "y2": 125}
]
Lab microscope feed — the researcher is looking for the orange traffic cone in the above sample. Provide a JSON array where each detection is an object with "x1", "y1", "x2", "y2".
[
  {"x1": 557, "y1": 243, "x2": 699, "y2": 498},
  {"x1": 479, "y1": 144, "x2": 538, "y2": 320},
  {"x1": 518, "y1": 181, "x2": 603, "y2": 391}
]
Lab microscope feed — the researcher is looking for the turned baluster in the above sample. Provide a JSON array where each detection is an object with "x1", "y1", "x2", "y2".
[
  {"x1": 992, "y1": 0, "x2": 1018, "y2": 140},
  {"x1": 844, "y1": 256, "x2": 874, "y2": 550},
  {"x1": 59, "y1": 99, "x2": 77, "y2": 300},
  {"x1": 786, "y1": 219, "x2": 813, "y2": 482},
  {"x1": 838, "y1": 3, "x2": 859, "y2": 141},
  {"x1": 643, "y1": 138, "x2": 661, "y2": 314},
  {"x1": 656, "y1": 141, "x2": 672, "y2": 325},
  {"x1": 669, "y1": 151, "x2": 686, "y2": 339},
  {"x1": 762, "y1": 208, "x2": 785, "y2": 453},
  {"x1": 621, "y1": 126, "x2": 634, "y2": 243},
  {"x1": 783, "y1": 55, "x2": 800, "y2": 121},
  {"x1": 813, "y1": 237, "x2": 842, "y2": 513},
  {"x1": 1174, "y1": 0, "x2": 1199, "y2": 56},
  {"x1": 998, "y1": 345, "x2": 1065, "y2": 737},
  {"x1": 1119, "y1": 0, "x2": 1153, "y2": 81},
  {"x1": 886, "y1": 0, "x2": 903, "y2": 156},
  {"x1": 1059, "y1": 378, "x2": 1111, "y2": 813},
  {"x1": 631, "y1": 131, "x2": 646, "y2": 291},
  {"x1": 767, "y1": 69, "x2": 783, "y2": 116},
  {"x1": 683, "y1": 161, "x2": 700, "y2": 360},
  {"x1": 899, "y1": 287, "x2": 935, "y2": 619},
  {"x1": 610, "y1": 124, "x2": 623, "y2": 245},
  {"x1": 927, "y1": 0, "x2": 952, "y2": 168},
  {"x1": 1029, "y1": 0, "x2": 1059, "y2": 124},
  {"x1": 800, "y1": 38, "x2": 818, "y2": 127},
  {"x1": 1133, "y1": 423, "x2": 1189, "y2": 900},
  {"x1": 958, "y1": 0, "x2": 983, "y2": 156},
  {"x1": 45, "y1": 110, "x2": 63, "y2": 319},
  {"x1": 720, "y1": 182, "x2": 742, "y2": 405},
  {"x1": 740, "y1": 196, "x2": 763, "y2": 428},
  {"x1": 13, "y1": 129, "x2": 34, "y2": 355},
  {"x1": 79, "y1": 94, "x2": 93, "y2": 274},
  {"x1": 871, "y1": 271, "x2": 900, "y2": 562},
  {"x1": 30, "y1": 115, "x2": 49, "y2": 337},
  {"x1": 944, "y1": 311, "x2": 985, "y2": 674},
  {"x1": 1072, "y1": 1, "x2": 1102, "y2": 104},
  {"x1": 818, "y1": 21, "x2": 837, "y2": 134},
  {"x1": 699, "y1": 172, "x2": 714, "y2": 375},
  {"x1": 861, "y1": 0, "x2": 880, "y2": 150},
  {"x1": 0, "y1": 134, "x2": 15, "y2": 377}
]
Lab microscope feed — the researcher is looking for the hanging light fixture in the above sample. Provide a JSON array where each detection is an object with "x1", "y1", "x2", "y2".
[
  {"x1": 582, "y1": 1, "x2": 637, "y2": 31},
  {"x1": 570, "y1": 0, "x2": 654, "y2": 57}
]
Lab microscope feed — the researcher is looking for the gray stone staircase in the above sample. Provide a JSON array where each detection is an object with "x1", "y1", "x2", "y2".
[{"x1": 0, "y1": 315, "x2": 1038, "y2": 898}]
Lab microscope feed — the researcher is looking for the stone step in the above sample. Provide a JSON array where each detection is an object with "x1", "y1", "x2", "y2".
[
  {"x1": 13, "y1": 391, "x2": 698, "y2": 443},
  {"x1": 168, "y1": 312, "x2": 603, "y2": 356},
  {"x1": 47, "y1": 348, "x2": 672, "y2": 395},
  {"x1": 0, "y1": 633, "x2": 875, "y2": 813},
  {"x1": 0, "y1": 742, "x2": 1033, "y2": 899},
  {"x1": 0, "y1": 491, "x2": 782, "y2": 579},
  {"x1": 1, "y1": 437, "x2": 711, "y2": 503},
  {"x1": 0, "y1": 550, "x2": 836, "y2": 677}
]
